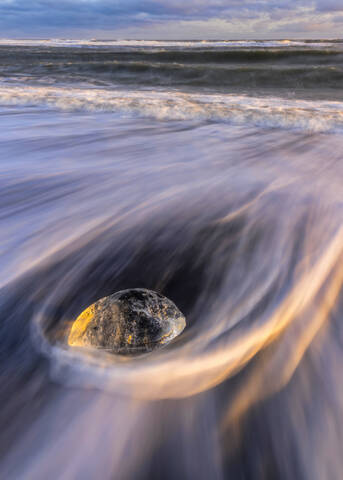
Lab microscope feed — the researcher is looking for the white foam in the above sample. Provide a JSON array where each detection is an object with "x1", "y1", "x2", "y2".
[
  {"x1": 0, "y1": 84, "x2": 342, "y2": 133},
  {"x1": 0, "y1": 38, "x2": 336, "y2": 48}
]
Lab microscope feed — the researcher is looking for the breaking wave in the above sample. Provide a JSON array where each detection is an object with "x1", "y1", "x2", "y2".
[
  {"x1": 1, "y1": 42, "x2": 343, "y2": 94},
  {"x1": 1, "y1": 85, "x2": 343, "y2": 132}
]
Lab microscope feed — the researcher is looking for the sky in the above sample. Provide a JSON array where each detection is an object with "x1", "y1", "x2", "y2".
[{"x1": 1, "y1": 0, "x2": 343, "y2": 39}]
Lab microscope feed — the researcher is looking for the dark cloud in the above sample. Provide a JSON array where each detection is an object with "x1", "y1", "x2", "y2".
[
  {"x1": 0, "y1": 0, "x2": 342, "y2": 37},
  {"x1": 0, "y1": 0, "x2": 267, "y2": 27},
  {"x1": 315, "y1": 0, "x2": 343, "y2": 12}
]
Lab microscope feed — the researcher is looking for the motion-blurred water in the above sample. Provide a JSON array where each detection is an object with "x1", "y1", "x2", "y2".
[{"x1": 1, "y1": 39, "x2": 343, "y2": 479}]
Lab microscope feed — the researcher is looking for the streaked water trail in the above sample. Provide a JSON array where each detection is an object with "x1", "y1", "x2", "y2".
[{"x1": 1, "y1": 40, "x2": 343, "y2": 480}]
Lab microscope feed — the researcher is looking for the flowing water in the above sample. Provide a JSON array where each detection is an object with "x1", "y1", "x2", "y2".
[{"x1": 1, "y1": 39, "x2": 343, "y2": 479}]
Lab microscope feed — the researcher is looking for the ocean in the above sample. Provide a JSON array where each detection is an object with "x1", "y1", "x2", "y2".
[{"x1": 1, "y1": 39, "x2": 343, "y2": 479}]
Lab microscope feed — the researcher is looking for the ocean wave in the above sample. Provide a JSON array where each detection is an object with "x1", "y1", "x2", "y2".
[
  {"x1": 3, "y1": 61, "x2": 343, "y2": 90},
  {"x1": 1, "y1": 85, "x2": 343, "y2": 132},
  {"x1": 2, "y1": 45, "x2": 341, "y2": 66},
  {"x1": 1, "y1": 44, "x2": 342, "y2": 94}
]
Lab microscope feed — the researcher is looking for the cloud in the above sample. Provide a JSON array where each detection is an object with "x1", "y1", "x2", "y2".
[
  {"x1": 315, "y1": 0, "x2": 343, "y2": 12},
  {"x1": 0, "y1": 0, "x2": 342, "y2": 38}
]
